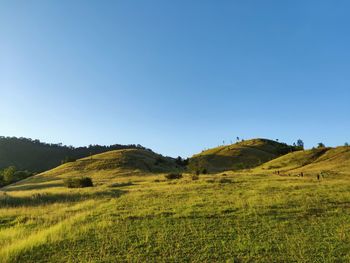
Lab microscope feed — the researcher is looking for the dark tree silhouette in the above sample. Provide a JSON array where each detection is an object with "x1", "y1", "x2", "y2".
[
  {"x1": 317, "y1": 142, "x2": 325, "y2": 148},
  {"x1": 297, "y1": 139, "x2": 304, "y2": 149},
  {"x1": 0, "y1": 136, "x2": 147, "y2": 172}
]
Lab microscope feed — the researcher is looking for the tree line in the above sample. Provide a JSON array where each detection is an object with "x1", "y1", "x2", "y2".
[{"x1": 0, "y1": 136, "x2": 148, "y2": 173}]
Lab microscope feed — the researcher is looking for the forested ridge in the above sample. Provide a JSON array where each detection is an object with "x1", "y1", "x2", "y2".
[{"x1": 0, "y1": 136, "x2": 147, "y2": 172}]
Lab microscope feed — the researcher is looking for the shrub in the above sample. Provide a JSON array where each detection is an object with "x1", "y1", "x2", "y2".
[
  {"x1": 3, "y1": 166, "x2": 16, "y2": 183},
  {"x1": 64, "y1": 177, "x2": 93, "y2": 188},
  {"x1": 14, "y1": 170, "x2": 33, "y2": 180},
  {"x1": 191, "y1": 175, "x2": 199, "y2": 180},
  {"x1": 219, "y1": 178, "x2": 233, "y2": 184},
  {"x1": 164, "y1": 173, "x2": 183, "y2": 180},
  {"x1": 202, "y1": 168, "x2": 208, "y2": 174},
  {"x1": 175, "y1": 156, "x2": 189, "y2": 166},
  {"x1": 236, "y1": 163, "x2": 245, "y2": 170}
]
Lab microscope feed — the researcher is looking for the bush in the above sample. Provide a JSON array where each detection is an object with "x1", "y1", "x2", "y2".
[
  {"x1": 14, "y1": 170, "x2": 33, "y2": 180},
  {"x1": 64, "y1": 177, "x2": 93, "y2": 188},
  {"x1": 164, "y1": 173, "x2": 183, "y2": 180},
  {"x1": 219, "y1": 178, "x2": 233, "y2": 184},
  {"x1": 202, "y1": 168, "x2": 208, "y2": 174},
  {"x1": 2, "y1": 166, "x2": 16, "y2": 183},
  {"x1": 191, "y1": 175, "x2": 199, "y2": 181}
]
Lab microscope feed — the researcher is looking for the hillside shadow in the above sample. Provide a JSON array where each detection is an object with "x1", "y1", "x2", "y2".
[
  {"x1": 2, "y1": 174, "x2": 64, "y2": 192},
  {"x1": 4, "y1": 181, "x2": 63, "y2": 192},
  {"x1": 0, "y1": 189, "x2": 125, "y2": 208},
  {"x1": 189, "y1": 155, "x2": 264, "y2": 173}
]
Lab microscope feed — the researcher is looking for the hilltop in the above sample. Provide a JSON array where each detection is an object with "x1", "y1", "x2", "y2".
[
  {"x1": 255, "y1": 145, "x2": 350, "y2": 176},
  {"x1": 188, "y1": 138, "x2": 298, "y2": 173},
  {"x1": 46, "y1": 148, "x2": 182, "y2": 176}
]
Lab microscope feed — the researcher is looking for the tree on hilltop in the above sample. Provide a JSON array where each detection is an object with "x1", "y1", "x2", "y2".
[
  {"x1": 317, "y1": 142, "x2": 325, "y2": 148},
  {"x1": 297, "y1": 139, "x2": 304, "y2": 149}
]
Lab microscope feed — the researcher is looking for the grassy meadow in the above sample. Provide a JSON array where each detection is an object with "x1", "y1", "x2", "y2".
[{"x1": 1, "y1": 169, "x2": 350, "y2": 262}]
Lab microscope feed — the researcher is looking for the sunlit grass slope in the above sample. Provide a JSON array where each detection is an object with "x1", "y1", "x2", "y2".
[
  {"x1": 53, "y1": 148, "x2": 181, "y2": 174},
  {"x1": 255, "y1": 146, "x2": 350, "y2": 176},
  {"x1": 188, "y1": 138, "x2": 295, "y2": 173},
  {"x1": 1, "y1": 171, "x2": 350, "y2": 262},
  {"x1": 3, "y1": 148, "x2": 181, "y2": 192}
]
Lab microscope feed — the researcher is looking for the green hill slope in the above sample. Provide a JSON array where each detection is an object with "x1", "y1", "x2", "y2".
[
  {"x1": 255, "y1": 146, "x2": 350, "y2": 175},
  {"x1": 48, "y1": 148, "x2": 181, "y2": 175},
  {"x1": 188, "y1": 138, "x2": 297, "y2": 173},
  {"x1": 4, "y1": 148, "x2": 182, "y2": 191}
]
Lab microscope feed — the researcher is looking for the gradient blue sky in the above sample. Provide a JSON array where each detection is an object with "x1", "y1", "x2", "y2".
[{"x1": 1, "y1": 1, "x2": 350, "y2": 157}]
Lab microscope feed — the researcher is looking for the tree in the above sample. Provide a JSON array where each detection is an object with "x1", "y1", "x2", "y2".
[
  {"x1": 317, "y1": 142, "x2": 325, "y2": 148},
  {"x1": 3, "y1": 166, "x2": 16, "y2": 183},
  {"x1": 345, "y1": 142, "x2": 349, "y2": 147},
  {"x1": 175, "y1": 156, "x2": 183, "y2": 166},
  {"x1": 296, "y1": 139, "x2": 304, "y2": 149}
]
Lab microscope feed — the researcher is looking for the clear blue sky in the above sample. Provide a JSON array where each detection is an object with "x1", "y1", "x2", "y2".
[{"x1": 1, "y1": 1, "x2": 350, "y2": 157}]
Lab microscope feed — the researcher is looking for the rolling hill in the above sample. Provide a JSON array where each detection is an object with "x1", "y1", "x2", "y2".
[
  {"x1": 2, "y1": 144, "x2": 350, "y2": 262},
  {"x1": 4, "y1": 148, "x2": 182, "y2": 191},
  {"x1": 188, "y1": 138, "x2": 298, "y2": 173},
  {"x1": 255, "y1": 146, "x2": 350, "y2": 176},
  {"x1": 2, "y1": 139, "x2": 350, "y2": 262},
  {"x1": 47, "y1": 148, "x2": 182, "y2": 175}
]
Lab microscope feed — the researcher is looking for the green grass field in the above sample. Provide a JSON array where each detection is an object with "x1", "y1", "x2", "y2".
[{"x1": 2, "y1": 169, "x2": 350, "y2": 262}]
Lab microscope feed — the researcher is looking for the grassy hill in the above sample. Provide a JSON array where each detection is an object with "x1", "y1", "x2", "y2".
[
  {"x1": 188, "y1": 138, "x2": 297, "y2": 173},
  {"x1": 4, "y1": 148, "x2": 182, "y2": 191},
  {"x1": 0, "y1": 136, "x2": 148, "y2": 172},
  {"x1": 255, "y1": 146, "x2": 350, "y2": 176},
  {"x1": 2, "y1": 140, "x2": 350, "y2": 261}
]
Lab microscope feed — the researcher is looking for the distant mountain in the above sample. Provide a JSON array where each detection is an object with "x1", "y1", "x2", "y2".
[
  {"x1": 188, "y1": 138, "x2": 299, "y2": 173},
  {"x1": 0, "y1": 136, "x2": 149, "y2": 172}
]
